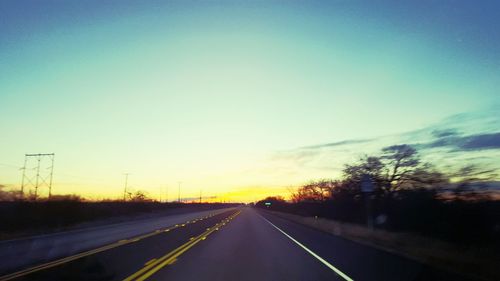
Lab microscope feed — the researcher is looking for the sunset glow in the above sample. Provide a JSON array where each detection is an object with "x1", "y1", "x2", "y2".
[{"x1": 1, "y1": 1, "x2": 499, "y2": 202}]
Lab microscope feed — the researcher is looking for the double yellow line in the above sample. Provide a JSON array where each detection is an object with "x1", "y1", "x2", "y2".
[
  {"x1": 0, "y1": 214, "x2": 216, "y2": 281},
  {"x1": 124, "y1": 210, "x2": 241, "y2": 281}
]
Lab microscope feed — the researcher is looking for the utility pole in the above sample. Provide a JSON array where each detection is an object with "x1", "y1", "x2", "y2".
[
  {"x1": 123, "y1": 173, "x2": 130, "y2": 201},
  {"x1": 48, "y1": 155, "x2": 54, "y2": 199},
  {"x1": 199, "y1": 189, "x2": 202, "y2": 204},
  {"x1": 361, "y1": 174, "x2": 374, "y2": 230},
  {"x1": 177, "y1": 181, "x2": 182, "y2": 202},
  {"x1": 34, "y1": 156, "x2": 41, "y2": 200},
  {"x1": 20, "y1": 156, "x2": 27, "y2": 196}
]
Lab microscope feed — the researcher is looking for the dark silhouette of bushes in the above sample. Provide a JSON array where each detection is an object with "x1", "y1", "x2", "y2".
[{"x1": 257, "y1": 144, "x2": 500, "y2": 249}]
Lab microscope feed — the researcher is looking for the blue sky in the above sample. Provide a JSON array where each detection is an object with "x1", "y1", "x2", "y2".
[
  {"x1": 1, "y1": 1, "x2": 499, "y2": 201},
  {"x1": 270, "y1": 109, "x2": 500, "y2": 184}
]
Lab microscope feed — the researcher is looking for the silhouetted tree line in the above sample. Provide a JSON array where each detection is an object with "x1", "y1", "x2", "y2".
[
  {"x1": 257, "y1": 144, "x2": 500, "y2": 247},
  {"x1": 0, "y1": 184, "x2": 155, "y2": 203}
]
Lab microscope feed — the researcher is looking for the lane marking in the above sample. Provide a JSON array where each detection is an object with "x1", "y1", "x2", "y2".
[
  {"x1": 128, "y1": 211, "x2": 240, "y2": 281},
  {"x1": 259, "y1": 214, "x2": 354, "y2": 281},
  {"x1": 136, "y1": 212, "x2": 241, "y2": 281},
  {"x1": 122, "y1": 216, "x2": 234, "y2": 281},
  {"x1": 125, "y1": 210, "x2": 241, "y2": 281},
  {"x1": 0, "y1": 210, "x2": 233, "y2": 281},
  {"x1": 125, "y1": 213, "x2": 233, "y2": 281}
]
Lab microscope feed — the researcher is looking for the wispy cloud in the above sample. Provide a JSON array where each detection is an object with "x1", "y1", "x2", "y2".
[
  {"x1": 431, "y1": 129, "x2": 460, "y2": 138},
  {"x1": 300, "y1": 139, "x2": 374, "y2": 149},
  {"x1": 460, "y1": 133, "x2": 500, "y2": 150},
  {"x1": 420, "y1": 132, "x2": 500, "y2": 151},
  {"x1": 267, "y1": 109, "x2": 500, "y2": 179}
]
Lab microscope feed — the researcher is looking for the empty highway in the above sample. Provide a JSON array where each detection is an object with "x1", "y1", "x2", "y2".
[{"x1": 0, "y1": 207, "x2": 474, "y2": 281}]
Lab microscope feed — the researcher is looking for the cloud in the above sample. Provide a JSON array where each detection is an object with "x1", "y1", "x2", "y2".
[
  {"x1": 300, "y1": 139, "x2": 374, "y2": 149},
  {"x1": 422, "y1": 132, "x2": 500, "y2": 151},
  {"x1": 266, "y1": 109, "x2": 500, "y2": 179},
  {"x1": 431, "y1": 129, "x2": 459, "y2": 138},
  {"x1": 460, "y1": 132, "x2": 500, "y2": 150}
]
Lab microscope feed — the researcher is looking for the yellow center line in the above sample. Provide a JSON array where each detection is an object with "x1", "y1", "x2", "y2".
[
  {"x1": 137, "y1": 212, "x2": 239, "y2": 280},
  {"x1": 125, "y1": 210, "x2": 241, "y2": 281},
  {"x1": 123, "y1": 228, "x2": 214, "y2": 281},
  {"x1": 136, "y1": 227, "x2": 220, "y2": 281},
  {"x1": 0, "y1": 242, "x2": 120, "y2": 281},
  {"x1": 0, "y1": 211, "x2": 229, "y2": 281},
  {"x1": 123, "y1": 211, "x2": 240, "y2": 281}
]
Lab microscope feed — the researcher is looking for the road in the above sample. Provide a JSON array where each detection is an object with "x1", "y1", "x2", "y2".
[
  {"x1": 0, "y1": 207, "x2": 475, "y2": 281},
  {"x1": 0, "y1": 208, "x2": 233, "y2": 275}
]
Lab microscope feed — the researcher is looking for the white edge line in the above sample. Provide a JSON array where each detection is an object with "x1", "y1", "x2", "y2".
[{"x1": 258, "y1": 214, "x2": 354, "y2": 281}]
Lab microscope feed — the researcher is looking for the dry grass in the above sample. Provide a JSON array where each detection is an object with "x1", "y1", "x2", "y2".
[{"x1": 266, "y1": 210, "x2": 499, "y2": 281}]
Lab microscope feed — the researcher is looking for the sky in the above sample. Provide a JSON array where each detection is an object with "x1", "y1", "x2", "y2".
[{"x1": 1, "y1": 1, "x2": 499, "y2": 202}]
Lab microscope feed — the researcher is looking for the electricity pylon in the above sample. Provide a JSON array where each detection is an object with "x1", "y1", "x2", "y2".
[{"x1": 20, "y1": 153, "x2": 55, "y2": 200}]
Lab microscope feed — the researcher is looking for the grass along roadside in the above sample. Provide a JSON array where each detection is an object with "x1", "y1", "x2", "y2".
[{"x1": 262, "y1": 209, "x2": 498, "y2": 281}]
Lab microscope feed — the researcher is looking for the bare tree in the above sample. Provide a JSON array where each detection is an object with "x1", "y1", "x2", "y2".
[
  {"x1": 0, "y1": 184, "x2": 22, "y2": 201},
  {"x1": 292, "y1": 180, "x2": 335, "y2": 202},
  {"x1": 379, "y1": 144, "x2": 421, "y2": 192},
  {"x1": 342, "y1": 144, "x2": 447, "y2": 194},
  {"x1": 129, "y1": 190, "x2": 152, "y2": 202},
  {"x1": 449, "y1": 164, "x2": 498, "y2": 200},
  {"x1": 343, "y1": 156, "x2": 384, "y2": 190}
]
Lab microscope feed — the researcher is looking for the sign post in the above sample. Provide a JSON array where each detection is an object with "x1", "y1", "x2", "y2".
[{"x1": 361, "y1": 174, "x2": 374, "y2": 230}]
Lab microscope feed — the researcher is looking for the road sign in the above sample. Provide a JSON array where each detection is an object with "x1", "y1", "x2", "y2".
[{"x1": 361, "y1": 174, "x2": 374, "y2": 193}]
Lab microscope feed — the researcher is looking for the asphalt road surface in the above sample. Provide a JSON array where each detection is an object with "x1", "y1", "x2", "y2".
[
  {"x1": 0, "y1": 207, "x2": 476, "y2": 281},
  {"x1": 0, "y1": 208, "x2": 233, "y2": 274}
]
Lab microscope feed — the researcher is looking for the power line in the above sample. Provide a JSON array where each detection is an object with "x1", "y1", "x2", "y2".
[{"x1": 0, "y1": 162, "x2": 22, "y2": 169}]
